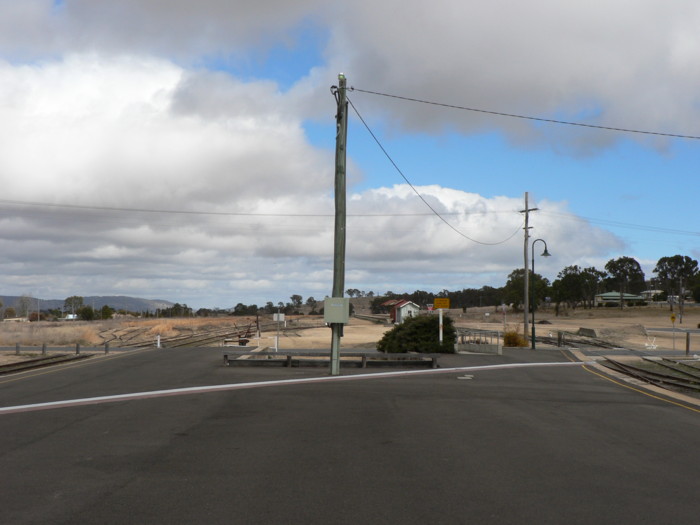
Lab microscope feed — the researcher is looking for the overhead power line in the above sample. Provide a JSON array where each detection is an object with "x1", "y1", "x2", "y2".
[
  {"x1": 540, "y1": 210, "x2": 700, "y2": 237},
  {"x1": 351, "y1": 87, "x2": 700, "y2": 140},
  {"x1": 0, "y1": 199, "x2": 471, "y2": 218},
  {"x1": 347, "y1": 96, "x2": 522, "y2": 246}
]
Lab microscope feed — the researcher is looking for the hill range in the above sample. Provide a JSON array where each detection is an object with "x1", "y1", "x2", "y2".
[{"x1": 0, "y1": 295, "x2": 175, "y2": 314}]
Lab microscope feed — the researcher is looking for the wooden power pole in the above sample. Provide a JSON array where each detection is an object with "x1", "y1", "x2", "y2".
[
  {"x1": 330, "y1": 73, "x2": 348, "y2": 376},
  {"x1": 520, "y1": 192, "x2": 538, "y2": 341}
]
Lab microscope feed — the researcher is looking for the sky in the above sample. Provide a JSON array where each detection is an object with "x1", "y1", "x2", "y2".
[{"x1": 0, "y1": 0, "x2": 699, "y2": 309}]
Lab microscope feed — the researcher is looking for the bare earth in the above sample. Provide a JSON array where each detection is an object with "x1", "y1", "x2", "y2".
[{"x1": 1, "y1": 306, "x2": 697, "y2": 365}]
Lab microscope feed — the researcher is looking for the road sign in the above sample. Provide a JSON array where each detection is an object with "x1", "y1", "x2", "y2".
[
  {"x1": 433, "y1": 298, "x2": 450, "y2": 309},
  {"x1": 671, "y1": 314, "x2": 676, "y2": 324}
]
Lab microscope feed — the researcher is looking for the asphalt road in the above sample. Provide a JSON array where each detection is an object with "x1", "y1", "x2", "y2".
[{"x1": 1, "y1": 348, "x2": 700, "y2": 524}]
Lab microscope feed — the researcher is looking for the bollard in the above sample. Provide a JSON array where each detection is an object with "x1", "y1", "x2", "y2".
[
  {"x1": 686, "y1": 332, "x2": 690, "y2": 357},
  {"x1": 104, "y1": 342, "x2": 110, "y2": 354},
  {"x1": 42, "y1": 343, "x2": 47, "y2": 356},
  {"x1": 557, "y1": 332, "x2": 564, "y2": 347},
  {"x1": 15, "y1": 342, "x2": 20, "y2": 356},
  {"x1": 76, "y1": 343, "x2": 81, "y2": 355}
]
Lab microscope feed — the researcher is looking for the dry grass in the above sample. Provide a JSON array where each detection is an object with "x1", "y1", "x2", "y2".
[
  {"x1": 1, "y1": 306, "x2": 697, "y2": 353},
  {"x1": 0, "y1": 315, "x2": 309, "y2": 347},
  {"x1": 0, "y1": 321, "x2": 104, "y2": 346}
]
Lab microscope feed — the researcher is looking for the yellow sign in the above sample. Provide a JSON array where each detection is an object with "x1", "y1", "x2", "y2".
[
  {"x1": 671, "y1": 314, "x2": 676, "y2": 324},
  {"x1": 433, "y1": 298, "x2": 451, "y2": 309}
]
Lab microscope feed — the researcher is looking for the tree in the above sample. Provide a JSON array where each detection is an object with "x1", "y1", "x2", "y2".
[
  {"x1": 654, "y1": 255, "x2": 698, "y2": 294},
  {"x1": 232, "y1": 303, "x2": 258, "y2": 316},
  {"x1": 15, "y1": 295, "x2": 33, "y2": 318},
  {"x1": 290, "y1": 295, "x2": 303, "y2": 308},
  {"x1": 78, "y1": 305, "x2": 96, "y2": 321},
  {"x1": 305, "y1": 297, "x2": 318, "y2": 313},
  {"x1": 502, "y1": 269, "x2": 527, "y2": 308},
  {"x1": 64, "y1": 296, "x2": 84, "y2": 314},
  {"x1": 409, "y1": 290, "x2": 434, "y2": 308},
  {"x1": 100, "y1": 305, "x2": 115, "y2": 319},
  {"x1": 377, "y1": 314, "x2": 456, "y2": 354},
  {"x1": 580, "y1": 267, "x2": 607, "y2": 308},
  {"x1": 502, "y1": 269, "x2": 549, "y2": 311},
  {"x1": 553, "y1": 265, "x2": 605, "y2": 312},
  {"x1": 553, "y1": 266, "x2": 584, "y2": 312},
  {"x1": 654, "y1": 255, "x2": 699, "y2": 315},
  {"x1": 605, "y1": 256, "x2": 645, "y2": 309}
]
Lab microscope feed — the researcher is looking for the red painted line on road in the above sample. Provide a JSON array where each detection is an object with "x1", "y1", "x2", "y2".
[{"x1": 0, "y1": 361, "x2": 591, "y2": 415}]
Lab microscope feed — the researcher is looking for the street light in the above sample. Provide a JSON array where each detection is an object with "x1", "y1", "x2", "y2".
[{"x1": 531, "y1": 239, "x2": 551, "y2": 350}]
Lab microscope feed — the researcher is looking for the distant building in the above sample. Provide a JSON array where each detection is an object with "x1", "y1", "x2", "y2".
[
  {"x1": 640, "y1": 290, "x2": 664, "y2": 301},
  {"x1": 381, "y1": 299, "x2": 421, "y2": 324},
  {"x1": 594, "y1": 292, "x2": 644, "y2": 306}
]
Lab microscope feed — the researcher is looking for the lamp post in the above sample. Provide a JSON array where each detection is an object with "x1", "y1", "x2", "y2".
[{"x1": 531, "y1": 239, "x2": 551, "y2": 350}]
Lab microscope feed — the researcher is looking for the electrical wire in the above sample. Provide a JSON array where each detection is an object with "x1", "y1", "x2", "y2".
[
  {"x1": 351, "y1": 87, "x2": 700, "y2": 140},
  {"x1": 348, "y1": 88, "x2": 700, "y2": 241},
  {"x1": 347, "y1": 96, "x2": 523, "y2": 246},
  {"x1": 0, "y1": 199, "x2": 474, "y2": 218},
  {"x1": 540, "y1": 210, "x2": 700, "y2": 237}
]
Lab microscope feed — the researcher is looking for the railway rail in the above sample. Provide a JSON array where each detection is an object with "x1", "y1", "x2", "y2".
[
  {"x1": 0, "y1": 354, "x2": 92, "y2": 375},
  {"x1": 114, "y1": 320, "x2": 329, "y2": 349},
  {"x1": 601, "y1": 357, "x2": 700, "y2": 394}
]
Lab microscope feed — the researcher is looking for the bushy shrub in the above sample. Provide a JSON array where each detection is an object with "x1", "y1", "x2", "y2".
[
  {"x1": 503, "y1": 330, "x2": 528, "y2": 347},
  {"x1": 377, "y1": 315, "x2": 456, "y2": 353}
]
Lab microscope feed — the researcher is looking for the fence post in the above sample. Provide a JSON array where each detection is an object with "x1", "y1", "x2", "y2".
[
  {"x1": 15, "y1": 342, "x2": 20, "y2": 355},
  {"x1": 104, "y1": 342, "x2": 109, "y2": 354},
  {"x1": 76, "y1": 343, "x2": 81, "y2": 355},
  {"x1": 686, "y1": 332, "x2": 690, "y2": 357}
]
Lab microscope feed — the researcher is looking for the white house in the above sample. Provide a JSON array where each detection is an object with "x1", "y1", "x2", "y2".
[{"x1": 393, "y1": 300, "x2": 420, "y2": 324}]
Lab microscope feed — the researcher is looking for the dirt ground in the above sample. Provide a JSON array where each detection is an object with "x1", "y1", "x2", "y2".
[
  {"x1": 1, "y1": 305, "x2": 698, "y2": 365},
  {"x1": 451, "y1": 304, "x2": 699, "y2": 351}
]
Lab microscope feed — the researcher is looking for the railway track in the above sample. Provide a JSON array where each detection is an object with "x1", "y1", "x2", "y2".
[
  {"x1": 601, "y1": 357, "x2": 700, "y2": 394},
  {"x1": 142, "y1": 321, "x2": 328, "y2": 349},
  {"x1": 0, "y1": 354, "x2": 92, "y2": 375}
]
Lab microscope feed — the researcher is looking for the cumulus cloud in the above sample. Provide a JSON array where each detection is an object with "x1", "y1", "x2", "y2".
[
  {"x1": 0, "y1": 0, "x2": 327, "y2": 60},
  {"x1": 319, "y1": 0, "x2": 700, "y2": 150},
  {"x1": 0, "y1": 1, "x2": 670, "y2": 306}
]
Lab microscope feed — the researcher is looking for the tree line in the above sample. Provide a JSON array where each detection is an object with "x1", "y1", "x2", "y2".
[
  {"x1": 6, "y1": 254, "x2": 697, "y2": 321},
  {"x1": 369, "y1": 254, "x2": 700, "y2": 314}
]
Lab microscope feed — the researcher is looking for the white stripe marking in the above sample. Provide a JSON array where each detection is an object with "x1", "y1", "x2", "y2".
[{"x1": 0, "y1": 361, "x2": 591, "y2": 415}]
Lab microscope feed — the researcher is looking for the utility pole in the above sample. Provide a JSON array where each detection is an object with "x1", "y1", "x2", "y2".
[
  {"x1": 520, "y1": 192, "x2": 538, "y2": 342},
  {"x1": 679, "y1": 276, "x2": 685, "y2": 324},
  {"x1": 329, "y1": 73, "x2": 348, "y2": 376}
]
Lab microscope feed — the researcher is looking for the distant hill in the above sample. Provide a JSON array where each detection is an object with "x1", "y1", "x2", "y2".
[{"x1": 0, "y1": 295, "x2": 175, "y2": 314}]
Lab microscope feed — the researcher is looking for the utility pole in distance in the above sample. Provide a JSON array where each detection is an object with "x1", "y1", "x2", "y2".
[{"x1": 329, "y1": 73, "x2": 348, "y2": 376}]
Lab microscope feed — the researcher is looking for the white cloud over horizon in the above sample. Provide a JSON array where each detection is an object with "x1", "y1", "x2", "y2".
[{"x1": 0, "y1": 1, "x2": 696, "y2": 308}]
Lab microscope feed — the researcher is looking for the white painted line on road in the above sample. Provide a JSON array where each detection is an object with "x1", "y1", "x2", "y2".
[{"x1": 0, "y1": 361, "x2": 593, "y2": 416}]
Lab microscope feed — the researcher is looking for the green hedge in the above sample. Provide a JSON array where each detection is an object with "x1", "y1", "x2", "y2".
[{"x1": 377, "y1": 315, "x2": 456, "y2": 353}]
